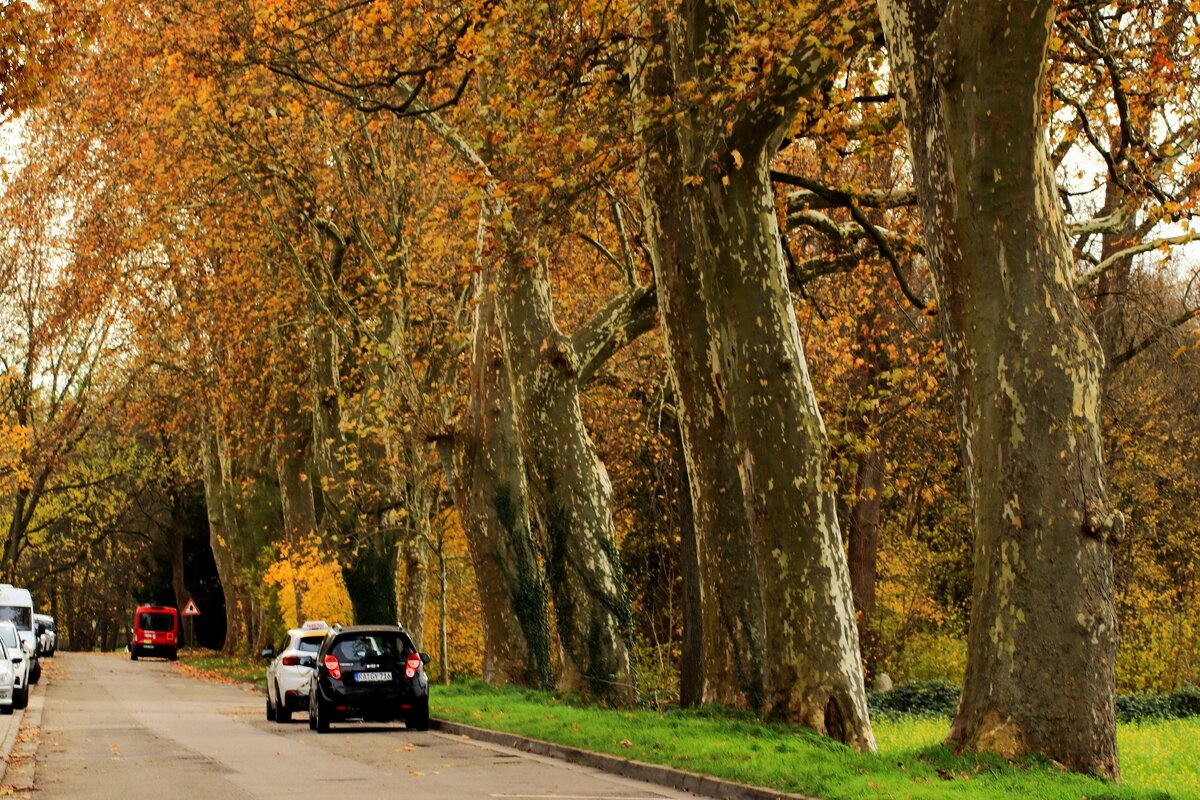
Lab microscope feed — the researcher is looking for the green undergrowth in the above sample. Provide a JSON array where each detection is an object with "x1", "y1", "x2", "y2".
[
  {"x1": 177, "y1": 648, "x2": 268, "y2": 686},
  {"x1": 434, "y1": 681, "x2": 1198, "y2": 800}
]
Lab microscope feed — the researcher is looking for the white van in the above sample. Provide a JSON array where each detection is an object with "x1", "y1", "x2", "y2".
[{"x1": 0, "y1": 585, "x2": 38, "y2": 684}]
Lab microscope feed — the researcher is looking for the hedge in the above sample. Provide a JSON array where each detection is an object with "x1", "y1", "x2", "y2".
[{"x1": 867, "y1": 680, "x2": 1200, "y2": 723}]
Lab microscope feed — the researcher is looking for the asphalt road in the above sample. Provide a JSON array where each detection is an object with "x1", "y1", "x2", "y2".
[{"x1": 29, "y1": 652, "x2": 694, "y2": 800}]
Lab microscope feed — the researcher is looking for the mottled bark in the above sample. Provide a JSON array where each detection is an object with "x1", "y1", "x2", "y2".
[
  {"x1": 200, "y1": 428, "x2": 247, "y2": 655},
  {"x1": 437, "y1": 285, "x2": 554, "y2": 689},
  {"x1": 671, "y1": 415, "x2": 704, "y2": 708},
  {"x1": 632, "y1": 5, "x2": 875, "y2": 748},
  {"x1": 879, "y1": 0, "x2": 1120, "y2": 777},
  {"x1": 400, "y1": 526, "x2": 429, "y2": 647},
  {"x1": 274, "y1": 386, "x2": 318, "y2": 623},
  {"x1": 498, "y1": 243, "x2": 637, "y2": 706},
  {"x1": 342, "y1": 535, "x2": 400, "y2": 625},
  {"x1": 847, "y1": 426, "x2": 886, "y2": 673}
]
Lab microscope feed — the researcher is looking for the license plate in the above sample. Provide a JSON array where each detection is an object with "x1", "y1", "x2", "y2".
[{"x1": 355, "y1": 671, "x2": 392, "y2": 682}]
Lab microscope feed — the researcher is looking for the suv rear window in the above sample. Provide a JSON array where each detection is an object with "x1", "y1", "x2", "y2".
[
  {"x1": 296, "y1": 635, "x2": 325, "y2": 653},
  {"x1": 329, "y1": 632, "x2": 410, "y2": 664},
  {"x1": 139, "y1": 612, "x2": 175, "y2": 632}
]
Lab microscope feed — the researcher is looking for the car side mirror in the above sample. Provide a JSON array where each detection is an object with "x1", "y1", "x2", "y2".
[
  {"x1": 419, "y1": 652, "x2": 431, "y2": 665},
  {"x1": 260, "y1": 647, "x2": 275, "y2": 660}
]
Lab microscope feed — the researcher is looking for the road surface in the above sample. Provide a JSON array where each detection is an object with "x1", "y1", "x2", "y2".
[{"x1": 30, "y1": 652, "x2": 694, "y2": 800}]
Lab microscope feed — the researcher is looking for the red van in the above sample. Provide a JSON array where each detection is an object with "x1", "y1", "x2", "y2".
[{"x1": 130, "y1": 605, "x2": 180, "y2": 661}]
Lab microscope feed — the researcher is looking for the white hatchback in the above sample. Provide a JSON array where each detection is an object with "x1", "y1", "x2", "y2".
[
  {"x1": 0, "y1": 638, "x2": 14, "y2": 713},
  {"x1": 0, "y1": 621, "x2": 30, "y2": 710},
  {"x1": 262, "y1": 621, "x2": 330, "y2": 723}
]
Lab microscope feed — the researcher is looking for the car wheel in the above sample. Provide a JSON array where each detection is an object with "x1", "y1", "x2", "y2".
[
  {"x1": 1, "y1": 705, "x2": 11, "y2": 715},
  {"x1": 275, "y1": 684, "x2": 291, "y2": 723},
  {"x1": 315, "y1": 699, "x2": 330, "y2": 733},
  {"x1": 12, "y1": 685, "x2": 27, "y2": 710},
  {"x1": 168, "y1": 649, "x2": 178, "y2": 662},
  {"x1": 405, "y1": 697, "x2": 430, "y2": 731},
  {"x1": 308, "y1": 704, "x2": 316, "y2": 730},
  {"x1": 266, "y1": 692, "x2": 276, "y2": 722},
  {"x1": 30, "y1": 663, "x2": 40, "y2": 684},
  {"x1": 130, "y1": 647, "x2": 139, "y2": 661}
]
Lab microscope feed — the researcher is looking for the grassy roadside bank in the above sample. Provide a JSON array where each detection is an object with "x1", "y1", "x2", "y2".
[
  {"x1": 177, "y1": 649, "x2": 267, "y2": 686},
  {"x1": 175, "y1": 656, "x2": 1195, "y2": 799},
  {"x1": 435, "y1": 682, "x2": 1194, "y2": 800}
]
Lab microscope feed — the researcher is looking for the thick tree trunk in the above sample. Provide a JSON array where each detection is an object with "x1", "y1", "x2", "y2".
[
  {"x1": 201, "y1": 428, "x2": 246, "y2": 655},
  {"x1": 672, "y1": 415, "x2": 704, "y2": 708},
  {"x1": 498, "y1": 242, "x2": 636, "y2": 706},
  {"x1": 633, "y1": 12, "x2": 874, "y2": 747},
  {"x1": 847, "y1": 426, "x2": 886, "y2": 674},
  {"x1": 438, "y1": 285, "x2": 555, "y2": 689},
  {"x1": 879, "y1": 0, "x2": 1120, "y2": 777},
  {"x1": 400, "y1": 531, "x2": 429, "y2": 648},
  {"x1": 342, "y1": 534, "x2": 400, "y2": 625}
]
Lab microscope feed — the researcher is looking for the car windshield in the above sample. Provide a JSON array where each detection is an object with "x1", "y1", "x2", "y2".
[
  {"x1": 139, "y1": 612, "x2": 175, "y2": 632},
  {"x1": 296, "y1": 636, "x2": 324, "y2": 654},
  {"x1": 0, "y1": 627, "x2": 19, "y2": 649},
  {"x1": 0, "y1": 606, "x2": 31, "y2": 630},
  {"x1": 329, "y1": 633, "x2": 408, "y2": 664}
]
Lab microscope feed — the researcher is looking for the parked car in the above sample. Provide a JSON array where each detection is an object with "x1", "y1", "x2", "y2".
[
  {"x1": 0, "y1": 585, "x2": 39, "y2": 684},
  {"x1": 130, "y1": 605, "x2": 181, "y2": 661},
  {"x1": 35, "y1": 613, "x2": 56, "y2": 657},
  {"x1": 0, "y1": 637, "x2": 15, "y2": 714},
  {"x1": 307, "y1": 624, "x2": 430, "y2": 733},
  {"x1": 261, "y1": 620, "x2": 330, "y2": 723},
  {"x1": 0, "y1": 621, "x2": 31, "y2": 709}
]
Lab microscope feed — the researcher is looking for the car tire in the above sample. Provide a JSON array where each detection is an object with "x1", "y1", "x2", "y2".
[
  {"x1": 315, "y1": 699, "x2": 330, "y2": 733},
  {"x1": 12, "y1": 685, "x2": 27, "y2": 710},
  {"x1": 275, "y1": 684, "x2": 291, "y2": 723},
  {"x1": 130, "y1": 647, "x2": 139, "y2": 661},
  {"x1": 266, "y1": 692, "x2": 276, "y2": 722},
  {"x1": 29, "y1": 663, "x2": 40, "y2": 684},
  {"x1": 168, "y1": 649, "x2": 178, "y2": 662},
  {"x1": 308, "y1": 704, "x2": 316, "y2": 730},
  {"x1": 405, "y1": 697, "x2": 430, "y2": 731},
  {"x1": 1, "y1": 705, "x2": 11, "y2": 715}
]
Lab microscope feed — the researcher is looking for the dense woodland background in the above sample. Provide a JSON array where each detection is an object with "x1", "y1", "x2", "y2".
[{"x1": 2, "y1": 0, "x2": 1199, "y2": 780}]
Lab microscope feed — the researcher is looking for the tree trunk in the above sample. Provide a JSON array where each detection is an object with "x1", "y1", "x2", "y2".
[
  {"x1": 400, "y1": 531, "x2": 429, "y2": 649},
  {"x1": 673, "y1": 414, "x2": 704, "y2": 708},
  {"x1": 847, "y1": 426, "x2": 886, "y2": 674},
  {"x1": 633, "y1": 9, "x2": 875, "y2": 747},
  {"x1": 201, "y1": 427, "x2": 246, "y2": 655},
  {"x1": 879, "y1": 0, "x2": 1120, "y2": 777},
  {"x1": 497, "y1": 240, "x2": 636, "y2": 706},
  {"x1": 437, "y1": 284, "x2": 554, "y2": 689},
  {"x1": 275, "y1": 386, "x2": 318, "y2": 624}
]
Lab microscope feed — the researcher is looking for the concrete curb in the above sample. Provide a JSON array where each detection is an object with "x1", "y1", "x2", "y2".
[
  {"x1": 430, "y1": 718, "x2": 819, "y2": 800},
  {"x1": 0, "y1": 669, "x2": 44, "y2": 794},
  {"x1": 0, "y1": 701, "x2": 24, "y2": 784}
]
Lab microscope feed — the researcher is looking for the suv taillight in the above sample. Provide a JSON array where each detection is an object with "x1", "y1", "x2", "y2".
[
  {"x1": 323, "y1": 654, "x2": 341, "y2": 679},
  {"x1": 281, "y1": 655, "x2": 301, "y2": 666},
  {"x1": 405, "y1": 653, "x2": 421, "y2": 678}
]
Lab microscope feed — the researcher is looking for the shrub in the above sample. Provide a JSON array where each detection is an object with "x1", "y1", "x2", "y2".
[{"x1": 868, "y1": 680, "x2": 1200, "y2": 723}]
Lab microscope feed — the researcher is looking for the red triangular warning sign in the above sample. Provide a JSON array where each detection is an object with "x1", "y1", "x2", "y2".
[{"x1": 182, "y1": 598, "x2": 201, "y2": 616}]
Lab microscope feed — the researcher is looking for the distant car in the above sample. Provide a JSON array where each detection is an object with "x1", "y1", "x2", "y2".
[
  {"x1": 0, "y1": 637, "x2": 15, "y2": 714},
  {"x1": 261, "y1": 620, "x2": 330, "y2": 723},
  {"x1": 307, "y1": 624, "x2": 430, "y2": 733},
  {"x1": 35, "y1": 613, "x2": 56, "y2": 657},
  {"x1": 130, "y1": 605, "x2": 180, "y2": 661},
  {"x1": 0, "y1": 621, "x2": 31, "y2": 709},
  {"x1": 0, "y1": 585, "x2": 39, "y2": 684}
]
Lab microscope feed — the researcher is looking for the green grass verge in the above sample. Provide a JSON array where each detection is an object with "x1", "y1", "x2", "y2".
[
  {"x1": 434, "y1": 681, "x2": 1196, "y2": 800},
  {"x1": 177, "y1": 649, "x2": 268, "y2": 686}
]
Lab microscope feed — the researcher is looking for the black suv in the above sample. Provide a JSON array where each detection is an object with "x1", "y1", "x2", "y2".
[{"x1": 307, "y1": 625, "x2": 431, "y2": 733}]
